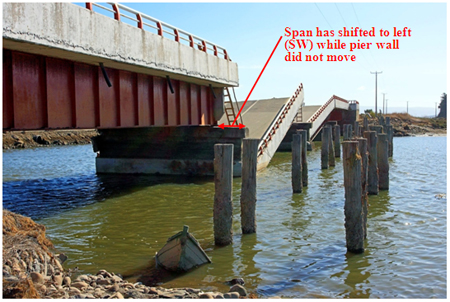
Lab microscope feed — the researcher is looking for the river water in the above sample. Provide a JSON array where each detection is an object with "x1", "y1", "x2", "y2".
[{"x1": 2, "y1": 136, "x2": 446, "y2": 298}]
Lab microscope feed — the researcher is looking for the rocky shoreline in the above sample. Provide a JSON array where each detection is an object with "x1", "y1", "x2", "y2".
[{"x1": 2, "y1": 210, "x2": 253, "y2": 299}]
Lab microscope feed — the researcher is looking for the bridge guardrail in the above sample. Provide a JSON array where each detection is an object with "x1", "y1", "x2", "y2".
[
  {"x1": 307, "y1": 95, "x2": 359, "y2": 140},
  {"x1": 307, "y1": 95, "x2": 350, "y2": 123},
  {"x1": 257, "y1": 83, "x2": 304, "y2": 159},
  {"x1": 86, "y1": 2, "x2": 230, "y2": 60}
]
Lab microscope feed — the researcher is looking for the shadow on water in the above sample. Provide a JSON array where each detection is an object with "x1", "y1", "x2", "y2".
[
  {"x1": 3, "y1": 173, "x2": 214, "y2": 220},
  {"x1": 256, "y1": 242, "x2": 347, "y2": 297}
]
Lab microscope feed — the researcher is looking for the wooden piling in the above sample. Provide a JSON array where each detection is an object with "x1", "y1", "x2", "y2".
[
  {"x1": 344, "y1": 124, "x2": 353, "y2": 140},
  {"x1": 384, "y1": 117, "x2": 390, "y2": 134},
  {"x1": 328, "y1": 126, "x2": 335, "y2": 167},
  {"x1": 357, "y1": 138, "x2": 369, "y2": 239},
  {"x1": 354, "y1": 121, "x2": 360, "y2": 138},
  {"x1": 369, "y1": 125, "x2": 383, "y2": 134},
  {"x1": 241, "y1": 139, "x2": 259, "y2": 234},
  {"x1": 321, "y1": 126, "x2": 330, "y2": 169},
  {"x1": 292, "y1": 133, "x2": 302, "y2": 193},
  {"x1": 363, "y1": 131, "x2": 378, "y2": 195},
  {"x1": 377, "y1": 133, "x2": 389, "y2": 190},
  {"x1": 387, "y1": 125, "x2": 393, "y2": 157},
  {"x1": 214, "y1": 144, "x2": 233, "y2": 246},
  {"x1": 343, "y1": 124, "x2": 349, "y2": 141},
  {"x1": 363, "y1": 116, "x2": 369, "y2": 132},
  {"x1": 333, "y1": 124, "x2": 340, "y2": 158},
  {"x1": 299, "y1": 129, "x2": 308, "y2": 187},
  {"x1": 342, "y1": 141, "x2": 364, "y2": 254},
  {"x1": 347, "y1": 124, "x2": 353, "y2": 139}
]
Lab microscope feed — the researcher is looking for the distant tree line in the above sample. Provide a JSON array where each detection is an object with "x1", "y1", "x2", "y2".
[{"x1": 438, "y1": 93, "x2": 447, "y2": 118}]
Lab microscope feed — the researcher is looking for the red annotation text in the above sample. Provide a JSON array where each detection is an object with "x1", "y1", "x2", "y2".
[{"x1": 284, "y1": 26, "x2": 411, "y2": 62}]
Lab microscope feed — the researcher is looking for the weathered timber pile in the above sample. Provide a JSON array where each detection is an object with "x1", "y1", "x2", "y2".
[
  {"x1": 3, "y1": 129, "x2": 98, "y2": 150},
  {"x1": 2, "y1": 210, "x2": 252, "y2": 299}
]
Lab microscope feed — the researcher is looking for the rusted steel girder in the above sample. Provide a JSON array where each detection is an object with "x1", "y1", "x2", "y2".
[{"x1": 3, "y1": 50, "x2": 217, "y2": 131}]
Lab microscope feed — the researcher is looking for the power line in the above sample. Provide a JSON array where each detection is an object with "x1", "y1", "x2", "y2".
[
  {"x1": 351, "y1": 3, "x2": 379, "y2": 69},
  {"x1": 370, "y1": 71, "x2": 383, "y2": 114},
  {"x1": 314, "y1": 3, "x2": 333, "y2": 29},
  {"x1": 335, "y1": 3, "x2": 373, "y2": 71},
  {"x1": 315, "y1": 3, "x2": 371, "y2": 72},
  {"x1": 335, "y1": 3, "x2": 348, "y2": 27}
]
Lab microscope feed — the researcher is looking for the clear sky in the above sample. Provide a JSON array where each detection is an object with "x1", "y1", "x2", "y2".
[{"x1": 76, "y1": 1, "x2": 447, "y2": 116}]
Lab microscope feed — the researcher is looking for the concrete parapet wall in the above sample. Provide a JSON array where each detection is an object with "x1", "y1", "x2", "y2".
[{"x1": 3, "y1": 3, "x2": 238, "y2": 87}]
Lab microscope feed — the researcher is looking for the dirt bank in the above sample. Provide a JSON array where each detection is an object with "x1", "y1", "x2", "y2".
[
  {"x1": 2, "y1": 210, "x2": 254, "y2": 299},
  {"x1": 364, "y1": 113, "x2": 446, "y2": 137},
  {"x1": 3, "y1": 129, "x2": 98, "y2": 150}
]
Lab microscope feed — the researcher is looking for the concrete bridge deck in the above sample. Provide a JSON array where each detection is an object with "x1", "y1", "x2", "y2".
[
  {"x1": 3, "y1": 2, "x2": 358, "y2": 176},
  {"x1": 3, "y1": 2, "x2": 237, "y2": 131},
  {"x1": 220, "y1": 98, "x2": 290, "y2": 139}
]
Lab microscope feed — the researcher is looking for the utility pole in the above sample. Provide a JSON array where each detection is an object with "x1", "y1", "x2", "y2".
[
  {"x1": 385, "y1": 99, "x2": 388, "y2": 114},
  {"x1": 382, "y1": 93, "x2": 387, "y2": 114},
  {"x1": 370, "y1": 71, "x2": 383, "y2": 114}
]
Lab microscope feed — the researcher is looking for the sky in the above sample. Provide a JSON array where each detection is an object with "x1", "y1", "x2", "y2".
[{"x1": 75, "y1": 1, "x2": 447, "y2": 117}]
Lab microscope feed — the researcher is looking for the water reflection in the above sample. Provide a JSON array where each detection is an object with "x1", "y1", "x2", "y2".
[
  {"x1": 234, "y1": 233, "x2": 261, "y2": 289},
  {"x1": 341, "y1": 252, "x2": 371, "y2": 298}
]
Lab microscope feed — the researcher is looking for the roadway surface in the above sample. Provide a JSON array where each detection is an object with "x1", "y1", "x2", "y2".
[
  {"x1": 301, "y1": 105, "x2": 321, "y2": 122},
  {"x1": 219, "y1": 99, "x2": 322, "y2": 140},
  {"x1": 219, "y1": 98, "x2": 289, "y2": 139}
]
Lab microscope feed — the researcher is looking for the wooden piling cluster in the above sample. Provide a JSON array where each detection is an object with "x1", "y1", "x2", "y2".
[
  {"x1": 213, "y1": 138, "x2": 259, "y2": 246},
  {"x1": 340, "y1": 115, "x2": 392, "y2": 253},
  {"x1": 212, "y1": 113, "x2": 393, "y2": 251}
]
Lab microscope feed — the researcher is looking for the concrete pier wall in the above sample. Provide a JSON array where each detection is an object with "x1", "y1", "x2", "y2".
[{"x1": 93, "y1": 126, "x2": 247, "y2": 176}]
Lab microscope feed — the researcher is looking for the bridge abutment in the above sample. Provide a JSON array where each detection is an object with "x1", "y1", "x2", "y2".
[{"x1": 93, "y1": 126, "x2": 247, "y2": 176}]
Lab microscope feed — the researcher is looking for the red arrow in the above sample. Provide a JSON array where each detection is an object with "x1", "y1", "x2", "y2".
[
  {"x1": 231, "y1": 35, "x2": 283, "y2": 126},
  {"x1": 218, "y1": 123, "x2": 245, "y2": 130}
]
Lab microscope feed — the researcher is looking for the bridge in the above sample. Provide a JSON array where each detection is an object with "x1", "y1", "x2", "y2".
[{"x1": 3, "y1": 2, "x2": 357, "y2": 176}]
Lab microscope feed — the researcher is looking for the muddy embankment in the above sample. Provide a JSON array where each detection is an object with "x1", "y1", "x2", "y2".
[
  {"x1": 2, "y1": 210, "x2": 253, "y2": 299},
  {"x1": 3, "y1": 130, "x2": 98, "y2": 150},
  {"x1": 368, "y1": 113, "x2": 446, "y2": 137}
]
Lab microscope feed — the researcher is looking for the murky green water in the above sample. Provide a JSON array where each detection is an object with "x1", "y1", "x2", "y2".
[{"x1": 3, "y1": 136, "x2": 446, "y2": 298}]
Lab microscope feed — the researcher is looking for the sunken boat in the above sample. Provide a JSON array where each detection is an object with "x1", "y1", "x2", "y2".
[{"x1": 155, "y1": 226, "x2": 211, "y2": 272}]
